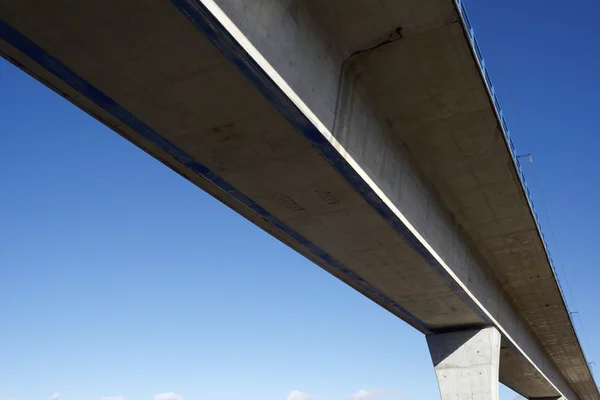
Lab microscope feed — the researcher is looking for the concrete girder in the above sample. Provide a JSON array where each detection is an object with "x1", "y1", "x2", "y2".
[{"x1": 0, "y1": 0, "x2": 596, "y2": 398}]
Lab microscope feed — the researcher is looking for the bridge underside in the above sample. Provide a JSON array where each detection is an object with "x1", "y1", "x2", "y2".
[{"x1": 0, "y1": 0, "x2": 596, "y2": 399}]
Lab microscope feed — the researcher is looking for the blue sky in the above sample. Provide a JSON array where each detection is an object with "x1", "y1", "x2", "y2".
[{"x1": 1, "y1": 1, "x2": 599, "y2": 399}]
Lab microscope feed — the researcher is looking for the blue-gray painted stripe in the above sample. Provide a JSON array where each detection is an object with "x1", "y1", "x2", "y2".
[{"x1": 0, "y1": 17, "x2": 434, "y2": 332}]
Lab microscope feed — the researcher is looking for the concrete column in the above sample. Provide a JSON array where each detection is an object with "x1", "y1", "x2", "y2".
[{"x1": 427, "y1": 327, "x2": 501, "y2": 400}]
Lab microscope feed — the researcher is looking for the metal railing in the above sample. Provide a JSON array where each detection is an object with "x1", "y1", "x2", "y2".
[{"x1": 453, "y1": 0, "x2": 597, "y2": 388}]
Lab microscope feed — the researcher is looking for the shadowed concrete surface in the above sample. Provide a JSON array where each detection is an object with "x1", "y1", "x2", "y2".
[
  {"x1": 0, "y1": 1, "x2": 597, "y2": 399},
  {"x1": 427, "y1": 327, "x2": 501, "y2": 399}
]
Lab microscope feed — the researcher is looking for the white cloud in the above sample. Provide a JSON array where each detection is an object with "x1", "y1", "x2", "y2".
[
  {"x1": 349, "y1": 389, "x2": 402, "y2": 400},
  {"x1": 49, "y1": 393, "x2": 60, "y2": 400},
  {"x1": 285, "y1": 391, "x2": 314, "y2": 400},
  {"x1": 101, "y1": 396, "x2": 124, "y2": 400},
  {"x1": 284, "y1": 388, "x2": 404, "y2": 400},
  {"x1": 153, "y1": 393, "x2": 183, "y2": 400}
]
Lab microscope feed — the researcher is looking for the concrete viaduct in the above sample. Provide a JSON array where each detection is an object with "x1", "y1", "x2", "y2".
[{"x1": 0, "y1": 1, "x2": 597, "y2": 399}]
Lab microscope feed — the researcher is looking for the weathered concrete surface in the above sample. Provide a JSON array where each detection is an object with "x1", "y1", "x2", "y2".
[
  {"x1": 427, "y1": 327, "x2": 501, "y2": 400},
  {"x1": 0, "y1": 0, "x2": 596, "y2": 399},
  {"x1": 347, "y1": 22, "x2": 595, "y2": 400}
]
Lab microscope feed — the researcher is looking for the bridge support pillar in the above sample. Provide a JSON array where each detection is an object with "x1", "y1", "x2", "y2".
[{"x1": 427, "y1": 327, "x2": 501, "y2": 400}]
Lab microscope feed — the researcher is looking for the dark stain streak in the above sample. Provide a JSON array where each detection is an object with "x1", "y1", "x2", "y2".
[
  {"x1": 213, "y1": 122, "x2": 234, "y2": 133},
  {"x1": 345, "y1": 26, "x2": 404, "y2": 62},
  {"x1": 285, "y1": 0, "x2": 299, "y2": 24},
  {"x1": 394, "y1": 26, "x2": 403, "y2": 39}
]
